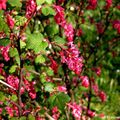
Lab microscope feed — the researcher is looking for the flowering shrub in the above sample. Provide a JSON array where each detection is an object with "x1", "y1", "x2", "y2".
[{"x1": 0, "y1": 0, "x2": 120, "y2": 119}]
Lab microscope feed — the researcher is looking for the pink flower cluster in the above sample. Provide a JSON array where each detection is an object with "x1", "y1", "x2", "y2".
[
  {"x1": 112, "y1": 20, "x2": 120, "y2": 34},
  {"x1": 92, "y1": 80, "x2": 107, "y2": 102},
  {"x1": 87, "y1": 0, "x2": 97, "y2": 10},
  {"x1": 54, "y1": 5, "x2": 74, "y2": 42},
  {"x1": 60, "y1": 42, "x2": 83, "y2": 75},
  {"x1": 96, "y1": 22, "x2": 104, "y2": 34},
  {"x1": 67, "y1": 102, "x2": 82, "y2": 120},
  {"x1": 105, "y1": 0, "x2": 112, "y2": 9},
  {"x1": 87, "y1": 109, "x2": 95, "y2": 118},
  {"x1": 57, "y1": 85, "x2": 67, "y2": 93},
  {"x1": 54, "y1": 5, "x2": 83, "y2": 75},
  {"x1": 98, "y1": 91, "x2": 107, "y2": 102},
  {"x1": 49, "y1": 56, "x2": 58, "y2": 74},
  {"x1": 0, "y1": 45, "x2": 10, "y2": 61},
  {"x1": 6, "y1": 75, "x2": 36, "y2": 99},
  {"x1": 25, "y1": 0, "x2": 37, "y2": 19},
  {"x1": 0, "y1": 0, "x2": 7, "y2": 10},
  {"x1": 6, "y1": 14, "x2": 15, "y2": 29},
  {"x1": 5, "y1": 104, "x2": 19, "y2": 117},
  {"x1": 80, "y1": 76, "x2": 89, "y2": 88},
  {"x1": 92, "y1": 67, "x2": 101, "y2": 76},
  {"x1": 23, "y1": 79, "x2": 36, "y2": 99},
  {"x1": 52, "y1": 106, "x2": 60, "y2": 120}
]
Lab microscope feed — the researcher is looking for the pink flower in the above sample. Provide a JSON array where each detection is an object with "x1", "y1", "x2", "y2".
[
  {"x1": 7, "y1": 75, "x2": 19, "y2": 90},
  {"x1": 96, "y1": 22, "x2": 104, "y2": 34},
  {"x1": 0, "y1": 45, "x2": 10, "y2": 61},
  {"x1": 26, "y1": 0, "x2": 37, "y2": 19},
  {"x1": 6, "y1": 15, "x2": 14, "y2": 29},
  {"x1": 49, "y1": 56, "x2": 58, "y2": 74},
  {"x1": 0, "y1": 0, "x2": 7, "y2": 10},
  {"x1": 0, "y1": 108, "x2": 2, "y2": 114},
  {"x1": 57, "y1": 86, "x2": 67, "y2": 93},
  {"x1": 60, "y1": 42, "x2": 83, "y2": 75},
  {"x1": 5, "y1": 106, "x2": 14, "y2": 117},
  {"x1": 92, "y1": 67, "x2": 101, "y2": 76},
  {"x1": 112, "y1": 20, "x2": 120, "y2": 34},
  {"x1": 98, "y1": 91, "x2": 107, "y2": 102},
  {"x1": 80, "y1": 76, "x2": 89, "y2": 88},
  {"x1": 29, "y1": 90, "x2": 36, "y2": 99},
  {"x1": 87, "y1": 109, "x2": 95, "y2": 118},
  {"x1": 52, "y1": 106, "x2": 60, "y2": 120},
  {"x1": 92, "y1": 84, "x2": 99, "y2": 94},
  {"x1": 23, "y1": 79, "x2": 36, "y2": 99},
  {"x1": 105, "y1": 0, "x2": 112, "y2": 9},
  {"x1": 67, "y1": 102, "x2": 82, "y2": 120},
  {"x1": 87, "y1": 0, "x2": 97, "y2": 10},
  {"x1": 64, "y1": 23, "x2": 74, "y2": 42},
  {"x1": 76, "y1": 28, "x2": 83, "y2": 37}
]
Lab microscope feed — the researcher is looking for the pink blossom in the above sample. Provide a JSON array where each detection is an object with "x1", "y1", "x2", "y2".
[
  {"x1": 57, "y1": 86, "x2": 67, "y2": 93},
  {"x1": 92, "y1": 67, "x2": 101, "y2": 76},
  {"x1": 23, "y1": 79, "x2": 36, "y2": 99},
  {"x1": 29, "y1": 90, "x2": 36, "y2": 99},
  {"x1": 49, "y1": 56, "x2": 58, "y2": 74},
  {"x1": 80, "y1": 76, "x2": 89, "y2": 88},
  {"x1": 0, "y1": 45, "x2": 10, "y2": 61},
  {"x1": 87, "y1": 0, "x2": 97, "y2": 10},
  {"x1": 76, "y1": 28, "x2": 83, "y2": 37},
  {"x1": 52, "y1": 106, "x2": 60, "y2": 120},
  {"x1": 5, "y1": 106, "x2": 14, "y2": 117},
  {"x1": 60, "y1": 42, "x2": 83, "y2": 75},
  {"x1": 105, "y1": 0, "x2": 112, "y2": 9},
  {"x1": 6, "y1": 15, "x2": 15, "y2": 29},
  {"x1": 26, "y1": 0, "x2": 37, "y2": 19},
  {"x1": 64, "y1": 23, "x2": 74, "y2": 42},
  {"x1": 0, "y1": 0, "x2": 7, "y2": 10},
  {"x1": 67, "y1": 102, "x2": 82, "y2": 120},
  {"x1": 6, "y1": 75, "x2": 19, "y2": 90},
  {"x1": 92, "y1": 84, "x2": 99, "y2": 94},
  {"x1": 96, "y1": 22, "x2": 104, "y2": 34},
  {"x1": 98, "y1": 91, "x2": 107, "y2": 102},
  {"x1": 0, "y1": 108, "x2": 2, "y2": 114},
  {"x1": 112, "y1": 20, "x2": 120, "y2": 34},
  {"x1": 87, "y1": 109, "x2": 95, "y2": 118}
]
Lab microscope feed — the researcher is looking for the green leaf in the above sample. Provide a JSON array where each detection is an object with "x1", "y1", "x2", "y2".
[
  {"x1": 45, "y1": 24, "x2": 59, "y2": 37},
  {"x1": 8, "y1": 0, "x2": 22, "y2": 7},
  {"x1": 9, "y1": 48, "x2": 18, "y2": 57},
  {"x1": 26, "y1": 33, "x2": 48, "y2": 53},
  {"x1": 15, "y1": 16, "x2": 27, "y2": 26},
  {"x1": 42, "y1": 6, "x2": 55, "y2": 16},
  {"x1": 0, "y1": 75, "x2": 4, "y2": 80},
  {"x1": 9, "y1": 65, "x2": 17, "y2": 73},
  {"x1": 46, "y1": 68, "x2": 54, "y2": 76},
  {"x1": 35, "y1": 55, "x2": 45, "y2": 64},
  {"x1": 15, "y1": 56, "x2": 20, "y2": 66},
  {"x1": 28, "y1": 114, "x2": 35, "y2": 120},
  {"x1": 0, "y1": 38, "x2": 10, "y2": 46},
  {"x1": 45, "y1": 0, "x2": 53, "y2": 4},
  {"x1": 20, "y1": 40, "x2": 26, "y2": 49},
  {"x1": 0, "y1": 17, "x2": 9, "y2": 34},
  {"x1": 36, "y1": 0, "x2": 45, "y2": 5},
  {"x1": 44, "y1": 82, "x2": 54, "y2": 92},
  {"x1": 11, "y1": 95, "x2": 17, "y2": 101},
  {"x1": 54, "y1": 36, "x2": 66, "y2": 44},
  {"x1": 19, "y1": 117, "x2": 26, "y2": 120},
  {"x1": 48, "y1": 93, "x2": 70, "y2": 111}
]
